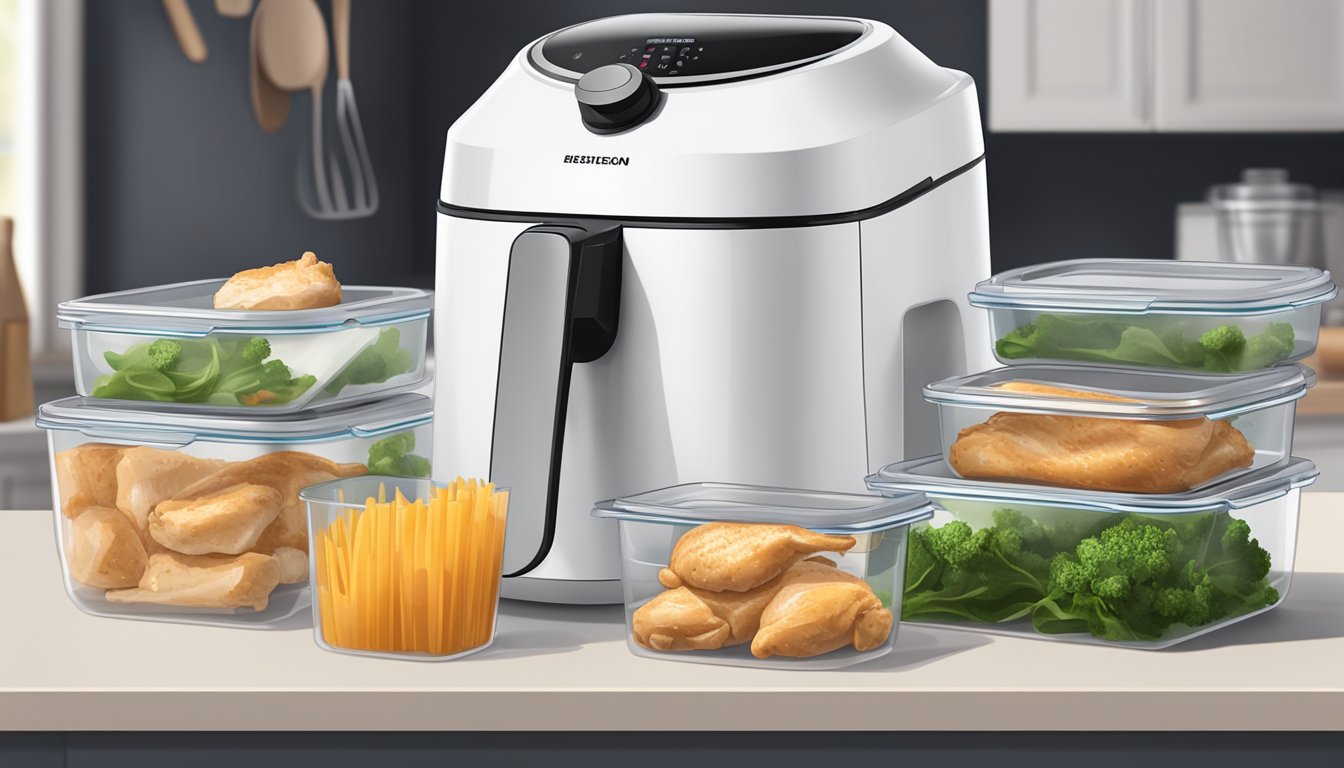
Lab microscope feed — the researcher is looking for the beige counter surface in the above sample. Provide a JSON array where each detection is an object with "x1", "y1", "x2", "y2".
[{"x1": 2, "y1": 494, "x2": 1341, "y2": 732}]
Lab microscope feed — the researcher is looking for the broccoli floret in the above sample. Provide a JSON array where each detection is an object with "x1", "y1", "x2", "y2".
[
  {"x1": 1199, "y1": 325, "x2": 1247, "y2": 372},
  {"x1": 242, "y1": 337, "x2": 272, "y2": 364},
  {"x1": 147, "y1": 339, "x2": 183, "y2": 371},
  {"x1": 366, "y1": 432, "x2": 431, "y2": 478},
  {"x1": 1240, "y1": 324, "x2": 1296, "y2": 370}
]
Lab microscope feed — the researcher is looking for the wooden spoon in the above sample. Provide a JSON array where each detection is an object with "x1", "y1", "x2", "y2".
[
  {"x1": 258, "y1": 0, "x2": 332, "y2": 211},
  {"x1": 249, "y1": 0, "x2": 289, "y2": 133},
  {"x1": 161, "y1": 0, "x2": 207, "y2": 63}
]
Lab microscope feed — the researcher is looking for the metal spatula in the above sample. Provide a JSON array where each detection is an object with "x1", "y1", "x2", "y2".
[{"x1": 299, "y1": 0, "x2": 378, "y2": 220}]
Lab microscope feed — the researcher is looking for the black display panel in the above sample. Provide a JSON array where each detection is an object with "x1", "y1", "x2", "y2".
[{"x1": 533, "y1": 14, "x2": 867, "y2": 84}]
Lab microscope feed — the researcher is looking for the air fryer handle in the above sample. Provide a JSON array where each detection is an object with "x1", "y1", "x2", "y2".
[{"x1": 491, "y1": 224, "x2": 622, "y2": 578}]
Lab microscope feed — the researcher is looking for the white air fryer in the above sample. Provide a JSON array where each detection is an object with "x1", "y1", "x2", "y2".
[{"x1": 434, "y1": 13, "x2": 992, "y2": 604}]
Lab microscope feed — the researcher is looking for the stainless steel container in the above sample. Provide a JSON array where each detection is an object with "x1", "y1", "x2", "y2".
[{"x1": 1211, "y1": 168, "x2": 1323, "y2": 268}]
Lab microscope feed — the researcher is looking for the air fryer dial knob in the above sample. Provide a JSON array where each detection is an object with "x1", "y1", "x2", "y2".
[{"x1": 574, "y1": 63, "x2": 660, "y2": 134}]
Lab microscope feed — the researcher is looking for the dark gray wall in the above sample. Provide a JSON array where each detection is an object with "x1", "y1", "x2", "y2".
[
  {"x1": 85, "y1": 0, "x2": 1344, "y2": 294},
  {"x1": 84, "y1": 0, "x2": 420, "y2": 292}
]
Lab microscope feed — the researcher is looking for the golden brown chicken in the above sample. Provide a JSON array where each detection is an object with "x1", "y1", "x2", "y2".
[
  {"x1": 54, "y1": 443, "x2": 125, "y2": 519},
  {"x1": 148, "y1": 483, "x2": 283, "y2": 555},
  {"x1": 949, "y1": 381, "x2": 1254, "y2": 493},
  {"x1": 106, "y1": 552, "x2": 280, "y2": 611},
  {"x1": 169, "y1": 451, "x2": 366, "y2": 553},
  {"x1": 659, "y1": 522, "x2": 856, "y2": 592},
  {"x1": 750, "y1": 561, "x2": 893, "y2": 659},
  {"x1": 67, "y1": 505, "x2": 149, "y2": 589}
]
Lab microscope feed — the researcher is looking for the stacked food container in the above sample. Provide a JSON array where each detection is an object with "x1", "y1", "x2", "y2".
[
  {"x1": 868, "y1": 259, "x2": 1337, "y2": 648},
  {"x1": 36, "y1": 278, "x2": 434, "y2": 627}
]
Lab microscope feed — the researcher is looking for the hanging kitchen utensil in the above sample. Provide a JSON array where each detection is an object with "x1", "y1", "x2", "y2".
[
  {"x1": 162, "y1": 0, "x2": 208, "y2": 63},
  {"x1": 0, "y1": 218, "x2": 34, "y2": 422},
  {"x1": 250, "y1": 0, "x2": 290, "y2": 133},
  {"x1": 215, "y1": 0, "x2": 254, "y2": 18},
  {"x1": 257, "y1": 0, "x2": 335, "y2": 218},
  {"x1": 326, "y1": 0, "x2": 379, "y2": 218}
]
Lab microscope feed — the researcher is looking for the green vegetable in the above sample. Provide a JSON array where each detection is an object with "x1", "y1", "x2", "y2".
[
  {"x1": 996, "y1": 314, "x2": 1297, "y2": 372},
  {"x1": 241, "y1": 337, "x2": 272, "y2": 364},
  {"x1": 93, "y1": 336, "x2": 314, "y2": 406},
  {"x1": 903, "y1": 508, "x2": 1279, "y2": 642},
  {"x1": 323, "y1": 327, "x2": 415, "y2": 396},
  {"x1": 147, "y1": 339, "x2": 184, "y2": 371},
  {"x1": 366, "y1": 431, "x2": 431, "y2": 478}
]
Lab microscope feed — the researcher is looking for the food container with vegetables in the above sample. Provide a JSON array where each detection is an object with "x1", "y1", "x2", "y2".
[
  {"x1": 302, "y1": 476, "x2": 509, "y2": 661},
  {"x1": 59, "y1": 280, "x2": 432, "y2": 413},
  {"x1": 924, "y1": 363, "x2": 1312, "y2": 494},
  {"x1": 969, "y1": 259, "x2": 1337, "y2": 373},
  {"x1": 866, "y1": 455, "x2": 1317, "y2": 648},
  {"x1": 592, "y1": 483, "x2": 935, "y2": 670},
  {"x1": 36, "y1": 393, "x2": 433, "y2": 628}
]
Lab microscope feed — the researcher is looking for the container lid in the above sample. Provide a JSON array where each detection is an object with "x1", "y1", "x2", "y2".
[
  {"x1": 592, "y1": 482, "x2": 934, "y2": 534},
  {"x1": 923, "y1": 362, "x2": 1312, "y2": 421},
  {"x1": 866, "y1": 455, "x2": 1318, "y2": 514},
  {"x1": 36, "y1": 393, "x2": 432, "y2": 446},
  {"x1": 1208, "y1": 168, "x2": 1319, "y2": 207},
  {"x1": 58, "y1": 280, "x2": 433, "y2": 337},
  {"x1": 968, "y1": 259, "x2": 1337, "y2": 314}
]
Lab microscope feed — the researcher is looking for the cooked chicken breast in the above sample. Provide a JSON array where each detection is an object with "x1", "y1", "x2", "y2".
[
  {"x1": 661, "y1": 522, "x2": 856, "y2": 593},
  {"x1": 170, "y1": 451, "x2": 366, "y2": 553},
  {"x1": 68, "y1": 505, "x2": 148, "y2": 589},
  {"x1": 54, "y1": 443, "x2": 125, "y2": 519},
  {"x1": 148, "y1": 483, "x2": 283, "y2": 555},
  {"x1": 115, "y1": 447, "x2": 224, "y2": 531},
  {"x1": 105, "y1": 552, "x2": 280, "y2": 611},
  {"x1": 212, "y1": 251, "x2": 341, "y2": 310},
  {"x1": 751, "y1": 562, "x2": 892, "y2": 659}
]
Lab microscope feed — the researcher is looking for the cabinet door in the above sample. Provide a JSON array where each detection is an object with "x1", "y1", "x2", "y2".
[
  {"x1": 1155, "y1": 0, "x2": 1344, "y2": 130},
  {"x1": 990, "y1": 0, "x2": 1152, "y2": 131}
]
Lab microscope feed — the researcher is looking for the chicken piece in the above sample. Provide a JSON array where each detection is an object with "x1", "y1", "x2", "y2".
[
  {"x1": 661, "y1": 522, "x2": 856, "y2": 592},
  {"x1": 67, "y1": 506, "x2": 148, "y2": 589},
  {"x1": 105, "y1": 552, "x2": 280, "y2": 611},
  {"x1": 170, "y1": 451, "x2": 366, "y2": 553},
  {"x1": 271, "y1": 546, "x2": 309, "y2": 584},
  {"x1": 54, "y1": 443, "x2": 125, "y2": 519},
  {"x1": 949, "y1": 382, "x2": 1255, "y2": 494},
  {"x1": 751, "y1": 565, "x2": 893, "y2": 659},
  {"x1": 148, "y1": 483, "x2": 283, "y2": 555},
  {"x1": 213, "y1": 251, "x2": 341, "y2": 310},
  {"x1": 632, "y1": 587, "x2": 732, "y2": 652},
  {"x1": 115, "y1": 448, "x2": 224, "y2": 531}
]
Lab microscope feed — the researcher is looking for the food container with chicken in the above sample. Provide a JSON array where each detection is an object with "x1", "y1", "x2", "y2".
[
  {"x1": 924, "y1": 362, "x2": 1312, "y2": 494},
  {"x1": 36, "y1": 393, "x2": 433, "y2": 628},
  {"x1": 592, "y1": 483, "x2": 935, "y2": 669},
  {"x1": 59, "y1": 269, "x2": 432, "y2": 414},
  {"x1": 303, "y1": 476, "x2": 509, "y2": 661},
  {"x1": 865, "y1": 455, "x2": 1318, "y2": 648},
  {"x1": 970, "y1": 259, "x2": 1336, "y2": 373}
]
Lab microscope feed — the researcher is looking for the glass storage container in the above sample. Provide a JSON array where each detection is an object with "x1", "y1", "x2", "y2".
[
  {"x1": 59, "y1": 280, "x2": 432, "y2": 413},
  {"x1": 303, "y1": 476, "x2": 509, "y2": 661},
  {"x1": 924, "y1": 363, "x2": 1311, "y2": 493},
  {"x1": 866, "y1": 455, "x2": 1318, "y2": 649},
  {"x1": 592, "y1": 483, "x2": 934, "y2": 669},
  {"x1": 36, "y1": 394, "x2": 433, "y2": 628},
  {"x1": 969, "y1": 259, "x2": 1336, "y2": 373}
]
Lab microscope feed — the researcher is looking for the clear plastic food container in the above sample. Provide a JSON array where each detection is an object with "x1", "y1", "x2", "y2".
[
  {"x1": 36, "y1": 394, "x2": 433, "y2": 628},
  {"x1": 59, "y1": 280, "x2": 432, "y2": 413},
  {"x1": 924, "y1": 363, "x2": 1311, "y2": 494},
  {"x1": 969, "y1": 259, "x2": 1337, "y2": 373},
  {"x1": 303, "y1": 476, "x2": 508, "y2": 661},
  {"x1": 866, "y1": 455, "x2": 1317, "y2": 649},
  {"x1": 592, "y1": 483, "x2": 934, "y2": 670}
]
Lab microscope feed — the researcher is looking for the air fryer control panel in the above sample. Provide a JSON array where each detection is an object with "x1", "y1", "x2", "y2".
[{"x1": 532, "y1": 14, "x2": 867, "y2": 85}]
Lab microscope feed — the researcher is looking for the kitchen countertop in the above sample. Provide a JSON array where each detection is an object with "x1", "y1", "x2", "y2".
[{"x1": 1, "y1": 495, "x2": 1341, "y2": 732}]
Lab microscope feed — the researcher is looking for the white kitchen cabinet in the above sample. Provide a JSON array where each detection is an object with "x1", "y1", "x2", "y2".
[
  {"x1": 990, "y1": 0, "x2": 1151, "y2": 131},
  {"x1": 991, "y1": 0, "x2": 1344, "y2": 131},
  {"x1": 1154, "y1": 0, "x2": 1344, "y2": 130}
]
